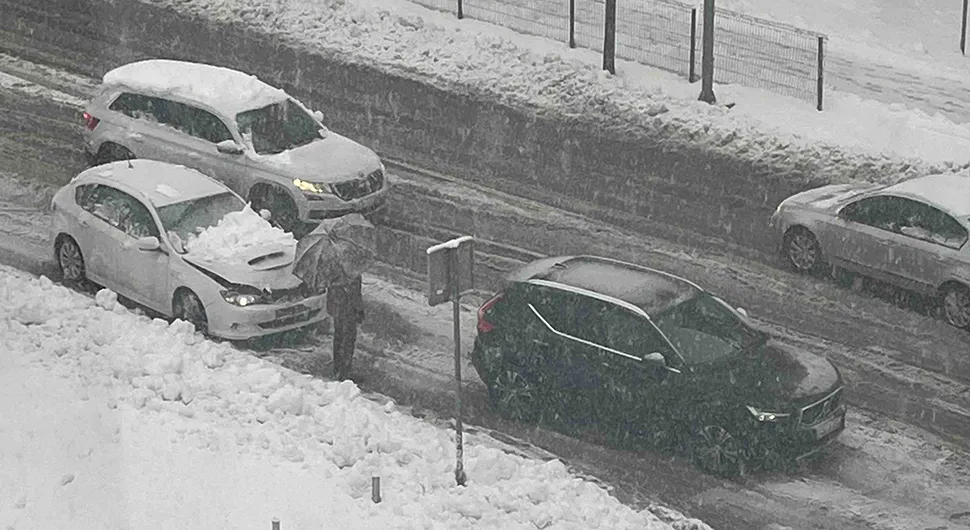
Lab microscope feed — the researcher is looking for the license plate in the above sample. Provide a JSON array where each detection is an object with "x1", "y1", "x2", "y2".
[
  {"x1": 812, "y1": 413, "x2": 844, "y2": 439},
  {"x1": 276, "y1": 304, "x2": 309, "y2": 317}
]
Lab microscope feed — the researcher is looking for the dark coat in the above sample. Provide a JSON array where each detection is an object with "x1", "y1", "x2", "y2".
[{"x1": 327, "y1": 275, "x2": 364, "y2": 323}]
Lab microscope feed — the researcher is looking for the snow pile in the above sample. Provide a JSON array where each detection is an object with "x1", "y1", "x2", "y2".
[
  {"x1": 135, "y1": 0, "x2": 970, "y2": 189},
  {"x1": 183, "y1": 205, "x2": 296, "y2": 264},
  {"x1": 0, "y1": 266, "x2": 710, "y2": 530}
]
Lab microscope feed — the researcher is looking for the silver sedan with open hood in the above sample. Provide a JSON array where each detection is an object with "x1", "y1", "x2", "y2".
[
  {"x1": 50, "y1": 159, "x2": 327, "y2": 340},
  {"x1": 770, "y1": 173, "x2": 970, "y2": 329}
]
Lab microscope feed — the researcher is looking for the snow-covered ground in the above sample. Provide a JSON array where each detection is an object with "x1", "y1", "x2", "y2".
[
  {"x1": 132, "y1": 0, "x2": 970, "y2": 190},
  {"x1": 0, "y1": 265, "x2": 710, "y2": 530},
  {"x1": 717, "y1": 0, "x2": 970, "y2": 80}
]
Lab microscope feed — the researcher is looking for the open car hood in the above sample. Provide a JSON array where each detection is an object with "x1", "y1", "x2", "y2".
[{"x1": 183, "y1": 243, "x2": 301, "y2": 291}]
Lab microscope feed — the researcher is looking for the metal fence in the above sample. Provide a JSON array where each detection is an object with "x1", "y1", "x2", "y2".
[
  {"x1": 699, "y1": 7, "x2": 823, "y2": 103},
  {"x1": 407, "y1": 0, "x2": 827, "y2": 107}
]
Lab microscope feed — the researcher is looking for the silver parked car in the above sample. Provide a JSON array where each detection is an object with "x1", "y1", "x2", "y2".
[
  {"x1": 50, "y1": 159, "x2": 328, "y2": 340},
  {"x1": 770, "y1": 173, "x2": 970, "y2": 329},
  {"x1": 81, "y1": 59, "x2": 389, "y2": 234}
]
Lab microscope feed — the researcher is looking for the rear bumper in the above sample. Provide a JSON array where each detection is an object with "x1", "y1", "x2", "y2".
[{"x1": 206, "y1": 293, "x2": 328, "y2": 340}]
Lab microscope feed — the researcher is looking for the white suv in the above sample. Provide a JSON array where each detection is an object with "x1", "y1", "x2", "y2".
[{"x1": 81, "y1": 59, "x2": 389, "y2": 234}]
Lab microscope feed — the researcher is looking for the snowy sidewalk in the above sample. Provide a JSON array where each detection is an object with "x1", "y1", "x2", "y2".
[{"x1": 0, "y1": 266, "x2": 709, "y2": 529}]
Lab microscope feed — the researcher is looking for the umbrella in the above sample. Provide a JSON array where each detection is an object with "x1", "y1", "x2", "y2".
[{"x1": 293, "y1": 213, "x2": 377, "y2": 295}]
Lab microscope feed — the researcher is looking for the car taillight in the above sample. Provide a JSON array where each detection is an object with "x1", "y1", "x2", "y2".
[
  {"x1": 82, "y1": 111, "x2": 100, "y2": 130},
  {"x1": 477, "y1": 292, "x2": 504, "y2": 333}
]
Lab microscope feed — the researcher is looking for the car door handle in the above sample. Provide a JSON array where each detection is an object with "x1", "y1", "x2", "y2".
[
  {"x1": 78, "y1": 218, "x2": 89, "y2": 227},
  {"x1": 127, "y1": 132, "x2": 143, "y2": 141},
  {"x1": 532, "y1": 339, "x2": 550, "y2": 347},
  {"x1": 188, "y1": 152, "x2": 201, "y2": 160}
]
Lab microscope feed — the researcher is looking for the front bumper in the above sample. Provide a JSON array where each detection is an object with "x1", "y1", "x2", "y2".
[
  {"x1": 300, "y1": 185, "x2": 390, "y2": 221},
  {"x1": 754, "y1": 404, "x2": 846, "y2": 460},
  {"x1": 206, "y1": 292, "x2": 328, "y2": 340}
]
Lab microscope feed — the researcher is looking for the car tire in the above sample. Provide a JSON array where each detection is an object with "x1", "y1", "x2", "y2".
[
  {"x1": 55, "y1": 235, "x2": 86, "y2": 284},
  {"x1": 783, "y1": 227, "x2": 825, "y2": 274},
  {"x1": 94, "y1": 143, "x2": 135, "y2": 165},
  {"x1": 690, "y1": 424, "x2": 746, "y2": 477},
  {"x1": 488, "y1": 369, "x2": 538, "y2": 423},
  {"x1": 173, "y1": 289, "x2": 209, "y2": 335},
  {"x1": 940, "y1": 282, "x2": 970, "y2": 329},
  {"x1": 249, "y1": 185, "x2": 299, "y2": 236}
]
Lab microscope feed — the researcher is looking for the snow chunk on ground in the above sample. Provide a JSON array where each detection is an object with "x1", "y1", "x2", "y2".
[{"x1": 183, "y1": 205, "x2": 296, "y2": 264}]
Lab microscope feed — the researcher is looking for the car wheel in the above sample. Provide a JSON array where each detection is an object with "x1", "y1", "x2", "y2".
[
  {"x1": 173, "y1": 289, "x2": 209, "y2": 335},
  {"x1": 489, "y1": 369, "x2": 538, "y2": 422},
  {"x1": 941, "y1": 283, "x2": 970, "y2": 329},
  {"x1": 95, "y1": 143, "x2": 135, "y2": 165},
  {"x1": 691, "y1": 425, "x2": 746, "y2": 477},
  {"x1": 783, "y1": 227, "x2": 824, "y2": 274},
  {"x1": 56, "y1": 236, "x2": 86, "y2": 284},
  {"x1": 249, "y1": 185, "x2": 299, "y2": 235}
]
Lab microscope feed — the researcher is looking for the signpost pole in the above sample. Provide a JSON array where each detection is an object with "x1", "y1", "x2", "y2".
[
  {"x1": 450, "y1": 248, "x2": 467, "y2": 487},
  {"x1": 426, "y1": 235, "x2": 474, "y2": 487}
]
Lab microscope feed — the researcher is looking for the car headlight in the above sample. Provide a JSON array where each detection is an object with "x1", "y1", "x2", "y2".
[
  {"x1": 293, "y1": 178, "x2": 331, "y2": 195},
  {"x1": 221, "y1": 290, "x2": 260, "y2": 307},
  {"x1": 746, "y1": 405, "x2": 791, "y2": 423}
]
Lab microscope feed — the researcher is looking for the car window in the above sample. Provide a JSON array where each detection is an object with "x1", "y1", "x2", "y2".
[
  {"x1": 894, "y1": 198, "x2": 968, "y2": 249},
  {"x1": 839, "y1": 195, "x2": 898, "y2": 230},
  {"x1": 75, "y1": 184, "x2": 100, "y2": 211},
  {"x1": 236, "y1": 99, "x2": 318, "y2": 155},
  {"x1": 599, "y1": 305, "x2": 670, "y2": 359},
  {"x1": 527, "y1": 284, "x2": 581, "y2": 334},
  {"x1": 167, "y1": 101, "x2": 234, "y2": 144},
  {"x1": 109, "y1": 92, "x2": 169, "y2": 124},
  {"x1": 84, "y1": 185, "x2": 159, "y2": 239},
  {"x1": 653, "y1": 293, "x2": 760, "y2": 364},
  {"x1": 109, "y1": 93, "x2": 232, "y2": 144}
]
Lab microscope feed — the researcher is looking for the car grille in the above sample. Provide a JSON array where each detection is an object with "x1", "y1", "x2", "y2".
[
  {"x1": 258, "y1": 308, "x2": 322, "y2": 330},
  {"x1": 799, "y1": 388, "x2": 842, "y2": 426},
  {"x1": 262, "y1": 284, "x2": 309, "y2": 304},
  {"x1": 331, "y1": 169, "x2": 384, "y2": 201}
]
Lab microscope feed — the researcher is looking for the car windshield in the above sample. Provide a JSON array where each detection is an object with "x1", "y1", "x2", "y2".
[
  {"x1": 652, "y1": 293, "x2": 763, "y2": 364},
  {"x1": 236, "y1": 98, "x2": 319, "y2": 155},
  {"x1": 156, "y1": 192, "x2": 246, "y2": 253}
]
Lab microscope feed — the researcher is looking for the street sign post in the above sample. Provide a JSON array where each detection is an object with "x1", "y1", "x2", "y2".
[{"x1": 426, "y1": 235, "x2": 474, "y2": 487}]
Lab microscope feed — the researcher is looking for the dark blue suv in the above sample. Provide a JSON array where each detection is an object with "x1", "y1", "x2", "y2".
[{"x1": 471, "y1": 255, "x2": 846, "y2": 475}]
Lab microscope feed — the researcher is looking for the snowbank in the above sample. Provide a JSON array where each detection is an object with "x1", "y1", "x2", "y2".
[
  {"x1": 184, "y1": 205, "x2": 296, "y2": 264},
  {"x1": 0, "y1": 266, "x2": 711, "y2": 530},
  {"x1": 133, "y1": 0, "x2": 970, "y2": 188}
]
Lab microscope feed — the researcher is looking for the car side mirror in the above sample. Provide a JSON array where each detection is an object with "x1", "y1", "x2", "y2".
[
  {"x1": 259, "y1": 209, "x2": 272, "y2": 221},
  {"x1": 312, "y1": 110, "x2": 324, "y2": 122},
  {"x1": 135, "y1": 236, "x2": 162, "y2": 252},
  {"x1": 216, "y1": 140, "x2": 244, "y2": 155},
  {"x1": 643, "y1": 352, "x2": 681, "y2": 373}
]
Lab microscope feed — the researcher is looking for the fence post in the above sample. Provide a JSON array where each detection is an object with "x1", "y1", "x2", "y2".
[
  {"x1": 689, "y1": 8, "x2": 697, "y2": 82},
  {"x1": 603, "y1": 0, "x2": 617, "y2": 74},
  {"x1": 458, "y1": 0, "x2": 463, "y2": 19},
  {"x1": 698, "y1": 0, "x2": 716, "y2": 103},
  {"x1": 271, "y1": 518, "x2": 280, "y2": 530},
  {"x1": 569, "y1": 0, "x2": 576, "y2": 48},
  {"x1": 962, "y1": 0, "x2": 968, "y2": 54},
  {"x1": 816, "y1": 36, "x2": 824, "y2": 111}
]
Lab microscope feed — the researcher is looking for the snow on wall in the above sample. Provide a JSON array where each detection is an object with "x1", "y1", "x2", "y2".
[
  {"x1": 0, "y1": 266, "x2": 712, "y2": 529},
  {"x1": 183, "y1": 205, "x2": 296, "y2": 263}
]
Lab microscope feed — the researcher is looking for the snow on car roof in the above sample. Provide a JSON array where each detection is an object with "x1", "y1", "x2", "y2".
[
  {"x1": 884, "y1": 173, "x2": 970, "y2": 217},
  {"x1": 102, "y1": 59, "x2": 288, "y2": 117},
  {"x1": 74, "y1": 160, "x2": 231, "y2": 207}
]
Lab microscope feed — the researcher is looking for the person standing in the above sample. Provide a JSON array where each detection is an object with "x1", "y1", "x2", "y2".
[{"x1": 327, "y1": 274, "x2": 365, "y2": 381}]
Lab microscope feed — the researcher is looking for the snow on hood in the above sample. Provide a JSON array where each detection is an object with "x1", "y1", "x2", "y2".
[
  {"x1": 252, "y1": 133, "x2": 382, "y2": 182},
  {"x1": 182, "y1": 206, "x2": 299, "y2": 290}
]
